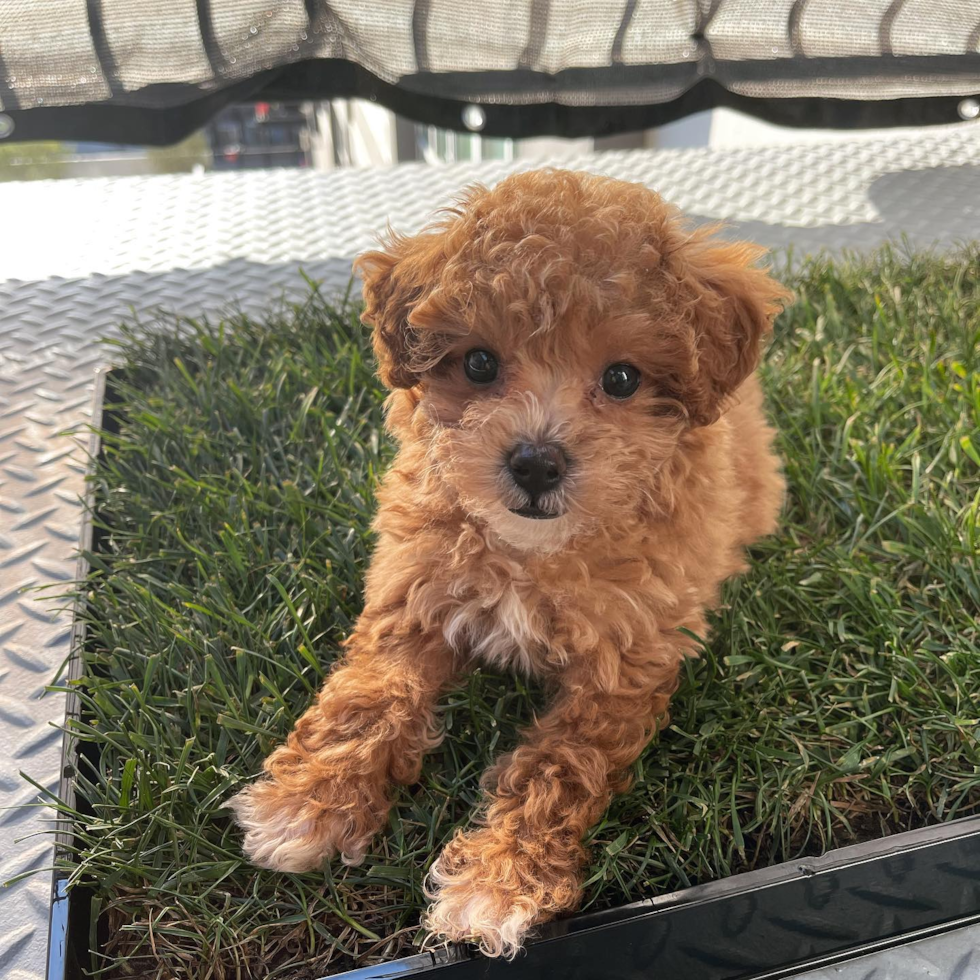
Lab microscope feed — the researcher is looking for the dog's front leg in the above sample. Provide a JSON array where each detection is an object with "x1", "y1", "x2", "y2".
[
  {"x1": 424, "y1": 648, "x2": 682, "y2": 957},
  {"x1": 230, "y1": 623, "x2": 455, "y2": 872}
]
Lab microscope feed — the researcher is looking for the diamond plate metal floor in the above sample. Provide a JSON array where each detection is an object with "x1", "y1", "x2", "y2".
[
  {"x1": 1, "y1": 123, "x2": 979, "y2": 980},
  {"x1": 792, "y1": 930, "x2": 980, "y2": 980}
]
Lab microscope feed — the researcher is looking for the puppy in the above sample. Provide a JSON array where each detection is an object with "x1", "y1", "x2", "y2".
[{"x1": 229, "y1": 169, "x2": 790, "y2": 958}]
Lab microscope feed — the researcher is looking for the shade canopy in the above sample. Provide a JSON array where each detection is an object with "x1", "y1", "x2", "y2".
[{"x1": 2, "y1": 0, "x2": 979, "y2": 144}]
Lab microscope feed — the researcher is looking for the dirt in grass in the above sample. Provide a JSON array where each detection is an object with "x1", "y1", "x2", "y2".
[{"x1": 51, "y1": 248, "x2": 980, "y2": 979}]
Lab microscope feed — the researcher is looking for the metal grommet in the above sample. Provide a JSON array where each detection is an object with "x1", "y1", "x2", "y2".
[
  {"x1": 461, "y1": 104, "x2": 486, "y2": 132},
  {"x1": 0, "y1": 114, "x2": 14, "y2": 139},
  {"x1": 957, "y1": 97, "x2": 980, "y2": 121}
]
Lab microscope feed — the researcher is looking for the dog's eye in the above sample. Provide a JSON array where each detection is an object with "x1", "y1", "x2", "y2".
[
  {"x1": 601, "y1": 363, "x2": 641, "y2": 399},
  {"x1": 463, "y1": 349, "x2": 499, "y2": 384}
]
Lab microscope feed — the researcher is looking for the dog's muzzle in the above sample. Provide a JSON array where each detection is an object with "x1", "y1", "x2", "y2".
[{"x1": 506, "y1": 442, "x2": 567, "y2": 520}]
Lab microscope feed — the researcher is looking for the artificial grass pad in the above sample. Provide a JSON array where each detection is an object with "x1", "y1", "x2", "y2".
[{"x1": 53, "y1": 247, "x2": 980, "y2": 979}]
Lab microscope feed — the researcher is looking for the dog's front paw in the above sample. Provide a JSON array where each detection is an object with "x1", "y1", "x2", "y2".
[
  {"x1": 423, "y1": 829, "x2": 580, "y2": 958},
  {"x1": 228, "y1": 774, "x2": 380, "y2": 873}
]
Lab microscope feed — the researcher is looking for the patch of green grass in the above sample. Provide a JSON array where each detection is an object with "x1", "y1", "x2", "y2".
[{"x1": 50, "y1": 248, "x2": 980, "y2": 979}]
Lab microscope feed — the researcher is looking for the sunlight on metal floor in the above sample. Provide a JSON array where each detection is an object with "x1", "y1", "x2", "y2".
[
  {"x1": 2, "y1": 124, "x2": 979, "y2": 980},
  {"x1": 791, "y1": 930, "x2": 979, "y2": 980}
]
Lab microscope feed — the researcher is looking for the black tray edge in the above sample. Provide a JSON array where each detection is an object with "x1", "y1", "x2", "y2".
[{"x1": 46, "y1": 366, "x2": 119, "y2": 980}]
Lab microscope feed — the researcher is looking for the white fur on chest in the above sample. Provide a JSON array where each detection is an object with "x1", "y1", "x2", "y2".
[{"x1": 442, "y1": 584, "x2": 548, "y2": 675}]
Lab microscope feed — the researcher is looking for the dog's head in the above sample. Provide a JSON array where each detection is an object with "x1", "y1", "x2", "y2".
[{"x1": 356, "y1": 170, "x2": 789, "y2": 552}]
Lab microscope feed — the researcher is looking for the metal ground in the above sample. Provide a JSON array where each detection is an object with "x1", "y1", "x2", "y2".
[{"x1": 2, "y1": 124, "x2": 979, "y2": 979}]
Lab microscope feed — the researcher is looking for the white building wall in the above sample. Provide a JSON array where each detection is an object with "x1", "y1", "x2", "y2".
[
  {"x1": 516, "y1": 135, "x2": 594, "y2": 159},
  {"x1": 346, "y1": 101, "x2": 398, "y2": 167},
  {"x1": 309, "y1": 99, "x2": 399, "y2": 170}
]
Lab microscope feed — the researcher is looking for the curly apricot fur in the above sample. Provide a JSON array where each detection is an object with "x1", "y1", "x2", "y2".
[{"x1": 230, "y1": 169, "x2": 790, "y2": 958}]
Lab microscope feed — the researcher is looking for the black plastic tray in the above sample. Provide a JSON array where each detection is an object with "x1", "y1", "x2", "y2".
[
  {"x1": 48, "y1": 368, "x2": 980, "y2": 980},
  {"x1": 47, "y1": 367, "x2": 114, "y2": 980},
  {"x1": 330, "y1": 817, "x2": 980, "y2": 980}
]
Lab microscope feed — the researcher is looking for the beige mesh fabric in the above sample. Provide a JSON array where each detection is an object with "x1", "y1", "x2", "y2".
[{"x1": 1, "y1": 0, "x2": 978, "y2": 125}]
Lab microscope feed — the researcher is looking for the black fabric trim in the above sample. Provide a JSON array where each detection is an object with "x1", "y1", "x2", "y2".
[
  {"x1": 610, "y1": 0, "x2": 638, "y2": 65},
  {"x1": 0, "y1": 41, "x2": 20, "y2": 113},
  {"x1": 398, "y1": 62, "x2": 695, "y2": 99},
  {"x1": 518, "y1": 0, "x2": 552, "y2": 71},
  {"x1": 879, "y1": 0, "x2": 909, "y2": 57},
  {"x1": 85, "y1": 0, "x2": 122, "y2": 97},
  {"x1": 303, "y1": 0, "x2": 320, "y2": 28},
  {"x1": 5, "y1": 73, "x2": 268, "y2": 145},
  {"x1": 692, "y1": 0, "x2": 726, "y2": 71},
  {"x1": 396, "y1": 52, "x2": 980, "y2": 98},
  {"x1": 4, "y1": 58, "x2": 978, "y2": 145},
  {"x1": 194, "y1": 0, "x2": 229, "y2": 78},
  {"x1": 412, "y1": 0, "x2": 432, "y2": 73}
]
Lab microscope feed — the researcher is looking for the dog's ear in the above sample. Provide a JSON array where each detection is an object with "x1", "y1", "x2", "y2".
[
  {"x1": 355, "y1": 239, "x2": 424, "y2": 390},
  {"x1": 673, "y1": 233, "x2": 791, "y2": 426},
  {"x1": 355, "y1": 233, "x2": 464, "y2": 390}
]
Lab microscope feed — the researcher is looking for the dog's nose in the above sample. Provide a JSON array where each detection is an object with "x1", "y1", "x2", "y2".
[{"x1": 507, "y1": 442, "x2": 567, "y2": 497}]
